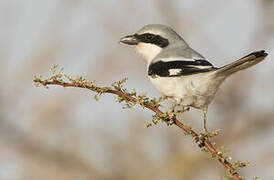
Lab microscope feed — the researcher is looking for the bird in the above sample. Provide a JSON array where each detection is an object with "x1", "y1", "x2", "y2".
[{"x1": 119, "y1": 24, "x2": 268, "y2": 133}]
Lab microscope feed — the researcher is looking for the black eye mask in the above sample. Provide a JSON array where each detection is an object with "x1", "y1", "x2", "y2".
[{"x1": 134, "y1": 33, "x2": 169, "y2": 48}]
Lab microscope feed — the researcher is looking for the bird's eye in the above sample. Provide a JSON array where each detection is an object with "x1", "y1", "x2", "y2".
[{"x1": 145, "y1": 34, "x2": 153, "y2": 40}]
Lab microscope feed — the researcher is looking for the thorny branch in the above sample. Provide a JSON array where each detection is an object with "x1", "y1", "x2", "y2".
[{"x1": 33, "y1": 66, "x2": 250, "y2": 180}]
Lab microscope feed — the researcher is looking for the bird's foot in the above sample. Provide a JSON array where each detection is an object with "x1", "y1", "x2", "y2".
[
  {"x1": 166, "y1": 104, "x2": 178, "y2": 125},
  {"x1": 166, "y1": 106, "x2": 189, "y2": 126},
  {"x1": 167, "y1": 116, "x2": 176, "y2": 126},
  {"x1": 194, "y1": 129, "x2": 210, "y2": 148},
  {"x1": 194, "y1": 133, "x2": 206, "y2": 148},
  {"x1": 182, "y1": 107, "x2": 190, "y2": 113},
  {"x1": 173, "y1": 106, "x2": 190, "y2": 115}
]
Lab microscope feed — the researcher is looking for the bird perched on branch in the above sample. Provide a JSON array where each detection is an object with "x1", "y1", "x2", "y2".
[{"x1": 120, "y1": 24, "x2": 268, "y2": 132}]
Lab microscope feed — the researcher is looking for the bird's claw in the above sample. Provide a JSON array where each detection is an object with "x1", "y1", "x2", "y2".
[
  {"x1": 183, "y1": 107, "x2": 190, "y2": 112},
  {"x1": 194, "y1": 133, "x2": 206, "y2": 148}
]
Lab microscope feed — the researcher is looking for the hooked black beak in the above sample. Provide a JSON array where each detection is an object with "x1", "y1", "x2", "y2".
[{"x1": 119, "y1": 34, "x2": 139, "y2": 45}]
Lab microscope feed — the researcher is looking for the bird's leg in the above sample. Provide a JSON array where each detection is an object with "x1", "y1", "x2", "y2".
[
  {"x1": 202, "y1": 107, "x2": 208, "y2": 133},
  {"x1": 194, "y1": 107, "x2": 208, "y2": 147}
]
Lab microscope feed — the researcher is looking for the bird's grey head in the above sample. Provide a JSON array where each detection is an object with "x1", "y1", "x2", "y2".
[{"x1": 120, "y1": 24, "x2": 187, "y2": 62}]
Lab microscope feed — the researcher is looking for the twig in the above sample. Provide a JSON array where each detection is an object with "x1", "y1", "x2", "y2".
[{"x1": 33, "y1": 77, "x2": 243, "y2": 180}]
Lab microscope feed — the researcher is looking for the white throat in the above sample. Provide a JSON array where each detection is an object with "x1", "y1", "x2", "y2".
[{"x1": 136, "y1": 43, "x2": 162, "y2": 63}]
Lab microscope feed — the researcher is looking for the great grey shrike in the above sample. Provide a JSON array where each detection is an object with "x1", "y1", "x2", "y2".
[{"x1": 120, "y1": 24, "x2": 268, "y2": 132}]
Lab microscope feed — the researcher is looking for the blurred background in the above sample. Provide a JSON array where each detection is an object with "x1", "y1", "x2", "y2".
[{"x1": 0, "y1": 0, "x2": 273, "y2": 179}]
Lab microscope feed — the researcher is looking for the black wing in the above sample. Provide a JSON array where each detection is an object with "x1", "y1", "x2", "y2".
[{"x1": 148, "y1": 60, "x2": 216, "y2": 77}]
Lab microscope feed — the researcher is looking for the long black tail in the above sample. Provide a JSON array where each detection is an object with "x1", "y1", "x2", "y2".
[{"x1": 215, "y1": 50, "x2": 268, "y2": 77}]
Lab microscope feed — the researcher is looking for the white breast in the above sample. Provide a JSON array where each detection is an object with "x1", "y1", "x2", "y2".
[{"x1": 149, "y1": 71, "x2": 224, "y2": 109}]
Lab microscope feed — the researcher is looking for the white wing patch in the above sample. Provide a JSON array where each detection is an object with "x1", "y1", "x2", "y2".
[
  {"x1": 186, "y1": 65, "x2": 213, "y2": 69},
  {"x1": 168, "y1": 69, "x2": 182, "y2": 75},
  {"x1": 160, "y1": 57, "x2": 194, "y2": 62}
]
